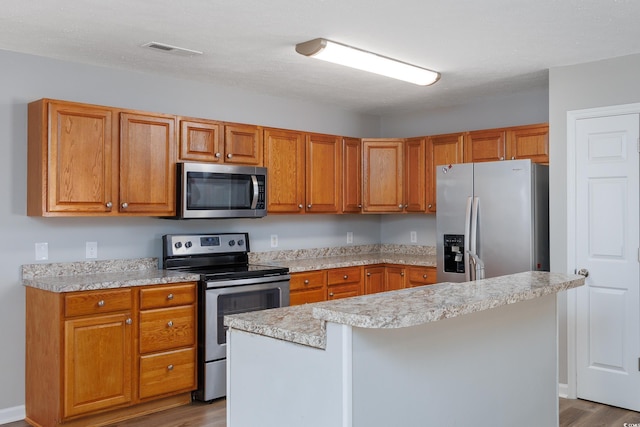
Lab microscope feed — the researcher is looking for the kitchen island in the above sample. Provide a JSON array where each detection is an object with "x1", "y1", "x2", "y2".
[{"x1": 225, "y1": 271, "x2": 584, "y2": 427}]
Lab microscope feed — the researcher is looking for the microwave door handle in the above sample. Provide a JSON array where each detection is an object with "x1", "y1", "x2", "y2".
[{"x1": 250, "y1": 175, "x2": 259, "y2": 209}]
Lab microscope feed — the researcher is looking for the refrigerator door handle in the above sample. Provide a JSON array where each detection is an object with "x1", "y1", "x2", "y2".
[
  {"x1": 464, "y1": 197, "x2": 473, "y2": 281},
  {"x1": 469, "y1": 253, "x2": 486, "y2": 281},
  {"x1": 470, "y1": 197, "x2": 479, "y2": 255}
]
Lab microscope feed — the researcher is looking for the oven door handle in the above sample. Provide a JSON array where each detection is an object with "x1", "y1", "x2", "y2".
[{"x1": 205, "y1": 274, "x2": 291, "y2": 288}]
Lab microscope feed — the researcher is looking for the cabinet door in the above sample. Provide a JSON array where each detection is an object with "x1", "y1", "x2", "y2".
[
  {"x1": 506, "y1": 124, "x2": 549, "y2": 163},
  {"x1": 179, "y1": 118, "x2": 222, "y2": 163},
  {"x1": 290, "y1": 271, "x2": 327, "y2": 305},
  {"x1": 406, "y1": 266, "x2": 437, "y2": 287},
  {"x1": 306, "y1": 133, "x2": 341, "y2": 213},
  {"x1": 385, "y1": 266, "x2": 406, "y2": 291},
  {"x1": 40, "y1": 101, "x2": 115, "y2": 214},
  {"x1": 63, "y1": 312, "x2": 133, "y2": 417},
  {"x1": 364, "y1": 266, "x2": 386, "y2": 294},
  {"x1": 224, "y1": 123, "x2": 263, "y2": 165},
  {"x1": 426, "y1": 133, "x2": 465, "y2": 213},
  {"x1": 405, "y1": 137, "x2": 427, "y2": 212},
  {"x1": 327, "y1": 283, "x2": 360, "y2": 300},
  {"x1": 342, "y1": 137, "x2": 362, "y2": 213},
  {"x1": 363, "y1": 139, "x2": 404, "y2": 213},
  {"x1": 264, "y1": 128, "x2": 306, "y2": 213},
  {"x1": 119, "y1": 113, "x2": 176, "y2": 215},
  {"x1": 465, "y1": 129, "x2": 506, "y2": 163}
]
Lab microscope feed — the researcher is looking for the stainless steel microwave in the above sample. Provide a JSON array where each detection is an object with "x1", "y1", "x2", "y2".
[{"x1": 174, "y1": 162, "x2": 267, "y2": 219}]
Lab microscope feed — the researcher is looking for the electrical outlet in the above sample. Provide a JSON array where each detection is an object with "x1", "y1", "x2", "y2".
[
  {"x1": 410, "y1": 231, "x2": 417, "y2": 243},
  {"x1": 270, "y1": 234, "x2": 278, "y2": 248},
  {"x1": 347, "y1": 231, "x2": 353, "y2": 244},
  {"x1": 86, "y1": 241, "x2": 98, "y2": 259},
  {"x1": 35, "y1": 242, "x2": 48, "y2": 260}
]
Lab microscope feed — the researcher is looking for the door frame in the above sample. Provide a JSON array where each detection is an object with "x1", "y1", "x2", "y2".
[{"x1": 565, "y1": 101, "x2": 640, "y2": 399}]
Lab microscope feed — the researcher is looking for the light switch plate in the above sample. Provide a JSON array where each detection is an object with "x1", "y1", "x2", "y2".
[
  {"x1": 410, "y1": 231, "x2": 417, "y2": 243},
  {"x1": 86, "y1": 241, "x2": 98, "y2": 259}
]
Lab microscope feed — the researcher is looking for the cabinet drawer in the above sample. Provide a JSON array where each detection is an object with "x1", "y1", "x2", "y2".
[
  {"x1": 64, "y1": 288, "x2": 132, "y2": 317},
  {"x1": 327, "y1": 266, "x2": 362, "y2": 285},
  {"x1": 290, "y1": 289, "x2": 326, "y2": 305},
  {"x1": 327, "y1": 282, "x2": 360, "y2": 300},
  {"x1": 139, "y1": 347, "x2": 196, "y2": 399},
  {"x1": 407, "y1": 267, "x2": 437, "y2": 287},
  {"x1": 139, "y1": 306, "x2": 195, "y2": 354},
  {"x1": 290, "y1": 271, "x2": 327, "y2": 291},
  {"x1": 140, "y1": 282, "x2": 196, "y2": 310}
]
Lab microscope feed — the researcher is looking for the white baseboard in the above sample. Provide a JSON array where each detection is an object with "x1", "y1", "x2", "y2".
[
  {"x1": 558, "y1": 383, "x2": 569, "y2": 399},
  {"x1": 0, "y1": 405, "x2": 25, "y2": 425}
]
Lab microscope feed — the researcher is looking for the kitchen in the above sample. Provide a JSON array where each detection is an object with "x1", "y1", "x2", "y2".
[{"x1": 2, "y1": 1, "x2": 640, "y2": 425}]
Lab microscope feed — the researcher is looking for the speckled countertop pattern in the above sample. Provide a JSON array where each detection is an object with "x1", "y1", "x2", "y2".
[
  {"x1": 225, "y1": 271, "x2": 584, "y2": 350},
  {"x1": 22, "y1": 258, "x2": 200, "y2": 293},
  {"x1": 249, "y1": 244, "x2": 436, "y2": 272}
]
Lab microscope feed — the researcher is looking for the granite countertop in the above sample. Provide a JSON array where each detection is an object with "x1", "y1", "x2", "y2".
[
  {"x1": 249, "y1": 244, "x2": 436, "y2": 273},
  {"x1": 225, "y1": 271, "x2": 584, "y2": 350},
  {"x1": 22, "y1": 258, "x2": 200, "y2": 293}
]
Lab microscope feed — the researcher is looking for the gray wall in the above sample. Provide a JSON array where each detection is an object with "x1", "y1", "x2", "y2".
[
  {"x1": 0, "y1": 46, "x2": 549, "y2": 416},
  {"x1": 549, "y1": 53, "x2": 640, "y2": 385}
]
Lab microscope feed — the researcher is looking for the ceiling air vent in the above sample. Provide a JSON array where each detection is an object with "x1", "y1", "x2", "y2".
[{"x1": 141, "y1": 42, "x2": 203, "y2": 56}]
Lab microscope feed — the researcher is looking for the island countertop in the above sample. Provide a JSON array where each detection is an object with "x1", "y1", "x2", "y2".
[{"x1": 225, "y1": 271, "x2": 584, "y2": 349}]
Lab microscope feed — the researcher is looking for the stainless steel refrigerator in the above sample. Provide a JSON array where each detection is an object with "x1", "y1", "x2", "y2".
[{"x1": 436, "y1": 159, "x2": 549, "y2": 283}]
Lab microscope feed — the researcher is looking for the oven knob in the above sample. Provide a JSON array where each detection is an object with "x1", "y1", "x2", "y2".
[
  {"x1": 174, "y1": 242, "x2": 182, "y2": 249},
  {"x1": 237, "y1": 239, "x2": 245, "y2": 247},
  {"x1": 185, "y1": 241, "x2": 192, "y2": 248},
  {"x1": 228, "y1": 240, "x2": 236, "y2": 247}
]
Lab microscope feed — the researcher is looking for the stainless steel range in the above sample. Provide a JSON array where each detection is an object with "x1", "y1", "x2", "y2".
[{"x1": 162, "y1": 233, "x2": 290, "y2": 402}]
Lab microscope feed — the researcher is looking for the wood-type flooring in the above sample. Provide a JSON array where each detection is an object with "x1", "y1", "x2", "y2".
[{"x1": 6, "y1": 397, "x2": 640, "y2": 426}]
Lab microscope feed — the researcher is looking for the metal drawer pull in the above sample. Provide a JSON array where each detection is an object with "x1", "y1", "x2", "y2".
[
  {"x1": 343, "y1": 275, "x2": 348, "y2": 279},
  {"x1": 304, "y1": 279, "x2": 309, "y2": 285},
  {"x1": 167, "y1": 364, "x2": 174, "y2": 371},
  {"x1": 97, "y1": 300, "x2": 105, "y2": 307},
  {"x1": 423, "y1": 274, "x2": 428, "y2": 279},
  {"x1": 167, "y1": 293, "x2": 174, "y2": 300},
  {"x1": 329, "y1": 292, "x2": 334, "y2": 297},
  {"x1": 126, "y1": 318, "x2": 132, "y2": 325},
  {"x1": 167, "y1": 320, "x2": 174, "y2": 328}
]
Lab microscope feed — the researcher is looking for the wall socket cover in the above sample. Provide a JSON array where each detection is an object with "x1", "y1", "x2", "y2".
[
  {"x1": 35, "y1": 242, "x2": 48, "y2": 260},
  {"x1": 410, "y1": 231, "x2": 417, "y2": 243},
  {"x1": 86, "y1": 241, "x2": 98, "y2": 259},
  {"x1": 347, "y1": 231, "x2": 353, "y2": 244},
  {"x1": 270, "y1": 234, "x2": 278, "y2": 248}
]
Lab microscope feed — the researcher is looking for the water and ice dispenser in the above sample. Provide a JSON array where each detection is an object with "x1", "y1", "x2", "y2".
[{"x1": 443, "y1": 234, "x2": 465, "y2": 273}]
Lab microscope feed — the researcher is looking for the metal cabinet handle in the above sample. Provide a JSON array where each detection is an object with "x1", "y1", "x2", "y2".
[
  {"x1": 167, "y1": 364, "x2": 174, "y2": 371},
  {"x1": 358, "y1": 204, "x2": 362, "y2": 208},
  {"x1": 167, "y1": 320, "x2": 174, "y2": 328},
  {"x1": 398, "y1": 204, "x2": 403, "y2": 209},
  {"x1": 367, "y1": 272, "x2": 371, "y2": 277},
  {"x1": 499, "y1": 156, "x2": 504, "y2": 160},
  {"x1": 400, "y1": 272, "x2": 404, "y2": 276},
  {"x1": 97, "y1": 300, "x2": 105, "y2": 307},
  {"x1": 126, "y1": 318, "x2": 132, "y2": 325},
  {"x1": 423, "y1": 274, "x2": 428, "y2": 279},
  {"x1": 227, "y1": 153, "x2": 232, "y2": 159},
  {"x1": 307, "y1": 204, "x2": 312, "y2": 209},
  {"x1": 343, "y1": 275, "x2": 348, "y2": 279},
  {"x1": 428, "y1": 204, "x2": 433, "y2": 209},
  {"x1": 121, "y1": 202, "x2": 128, "y2": 209},
  {"x1": 329, "y1": 292, "x2": 334, "y2": 297},
  {"x1": 215, "y1": 152, "x2": 221, "y2": 158},
  {"x1": 304, "y1": 279, "x2": 310, "y2": 285},
  {"x1": 298, "y1": 204, "x2": 303, "y2": 209},
  {"x1": 167, "y1": 293, "x2": 174, "y2": 300},
  {"x1": 106, "y1": 202, "x2": 113, "y2": 209},
  {"x1": 511, "y1": 156, "x2": 515, "y2": 160}
]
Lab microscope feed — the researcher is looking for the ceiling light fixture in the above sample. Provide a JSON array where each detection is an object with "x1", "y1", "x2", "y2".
[
  {"x1": 142, "y1": 41, "x2": 203, "y2": 56},
  {"x1": 295, "y1": 38, "x2": 440, "y2": 86}
]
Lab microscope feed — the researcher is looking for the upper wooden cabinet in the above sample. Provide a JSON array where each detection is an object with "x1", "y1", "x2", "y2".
[
  {"x1": 264, "y1": 128, "x2": 306, "y2": 213},
  {"x1": 179, "y1": 119, "x2": 262, "y2": 165},
  {"x1": 265, "y1": 128, "x2": 342, "y2": 214},
  {"x1": 404, "y1": 137, "x2": 427, "y2": 212},
  {"x1": 362, "y1": 139, "x2": 404, "y2": 213},
  {"x1": 506, "y1": 123, "x2": 549, "y2": 163},
  {"x1": 28, "y1": 99, "x2": 177, "y2": 217},
  {"x1": 342, "y1": 137, "x2": 362, "y2": 213},
  {"x1": 465, "y1": 124, "x2": 549, "y2": 164},
  {"x1": 119, "y1": 113, "x2": 176, "y2": 215},
  {"x1": 465, "y1": 129, "x2": 506, "y2": 163},
  {"x1": 306, "y1": 133, "x2": 342, "y2": 213},
  {"x1": 426, "y1": 133, "x2": 465, "y2": 213}
]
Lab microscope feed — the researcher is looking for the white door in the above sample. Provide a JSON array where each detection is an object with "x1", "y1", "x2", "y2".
[{"x1": 575, "y1": 113, "x2": 640, "y2": 411}]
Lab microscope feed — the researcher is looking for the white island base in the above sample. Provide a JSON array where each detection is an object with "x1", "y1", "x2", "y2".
[{"x1": 227, "y1": 272, "x2": 582, "y2": 427}]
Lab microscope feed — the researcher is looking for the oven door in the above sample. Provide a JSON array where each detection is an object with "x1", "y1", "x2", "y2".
[{"x1": 205, "y1": 279, "x2": 289, "y2": 362}]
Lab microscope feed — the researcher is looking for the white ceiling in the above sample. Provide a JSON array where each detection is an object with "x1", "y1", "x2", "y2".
[{"x1": 2, "y1": 0, "x2": 640, "y2": 116}]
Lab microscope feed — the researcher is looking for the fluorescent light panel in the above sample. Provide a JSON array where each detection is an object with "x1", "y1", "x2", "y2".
[{"x1": 295, "y1": 38, "x2": 440, "y2": 86}]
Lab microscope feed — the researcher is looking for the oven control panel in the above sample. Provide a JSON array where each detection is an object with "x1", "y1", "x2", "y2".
[{"x1": 163, "y1": 233, "x2": 249, "y2": 256}]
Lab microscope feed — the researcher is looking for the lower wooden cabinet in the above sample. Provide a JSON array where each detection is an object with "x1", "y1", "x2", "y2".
[
  {"x1": 290, "y1": 270, "x2": 327, "y2": 305},
  {"x1": 25, "y1": 282, "x2": 197, "y2": 427},
  {"x1": 327, "y1": 266, "x2": 362, "y2": 300},
  {"x1": 406, "y1": 266, "x2": 437, "y2": 287}
]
